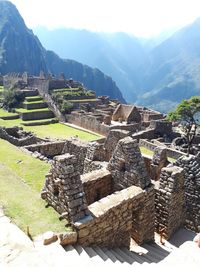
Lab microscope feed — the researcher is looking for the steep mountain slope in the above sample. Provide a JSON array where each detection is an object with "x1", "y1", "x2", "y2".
[
  {"x1": 138, "y1": 19, "x2": 200, "y2": 112},
  {"x1": 34, "y1": 27, "x2": 148, "y2": 101},
  {"x1": 0, "y1": 1, "x2": 125, "y2": 102},
  {"x1": 35, "y1": 21, "x2": 200, "y2": 113},
  {"x1": 0, "y1": 1, "x2": 47, "y2": 74}
]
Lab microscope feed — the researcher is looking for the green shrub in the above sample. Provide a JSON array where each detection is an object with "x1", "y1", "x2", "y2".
[
  {"x1": 3, "y1": 88, "x2": 25, "y2": 110},
  {"x1": 61, "y1": 101, "x2": 74, "y2": 114}
]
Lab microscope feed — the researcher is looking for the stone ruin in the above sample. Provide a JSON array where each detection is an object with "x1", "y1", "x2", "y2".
[
  {"x1": 42, "y1": 136, "x2": 155, "y2": 247},
  {"x1": 0, "y1": 126, "x2": 39, "y2": 146},
  {"x1": 39, "y1": 127, "x2": 200, "y2": 247}
]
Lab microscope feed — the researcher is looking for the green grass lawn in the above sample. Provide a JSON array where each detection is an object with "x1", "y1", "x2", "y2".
[
  {"x1": 0, "y1": 109, "x2": 18, "y2": 117},
  {"x1": 0, "y1": 139, "x2": 67, "y2": 236},
  {"x1": 15, "y1": 107, "x2": 50, "y2": 113},
  {"x1": 140, "y1": 146, "x2": 176, "y2": 163},
  {"x1": 0, "y1": 109, "x2": 102, "y2": 141}
]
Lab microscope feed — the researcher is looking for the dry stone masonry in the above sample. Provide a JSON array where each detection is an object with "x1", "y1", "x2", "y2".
[
  {"x1": 42, "y1": 154, "x2": 89, "y2": 223},
  {"x1": 154, "y1": 166, "x2": 185, "y2": 239},
  {"x1": 108, "y1": 136, "x2": 151, "y2": 191},
  {"x1": 175, "y1": 154, "x2": 200, "y2": 232}
]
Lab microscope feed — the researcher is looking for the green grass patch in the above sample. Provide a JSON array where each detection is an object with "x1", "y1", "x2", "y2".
[
  {"x1": 140, "y1": 146, "x2": 154, "y2": 157},
  {"x1": 0, "y1": 140, "x2": 67, "y2": 236},
  {"x1": 16, "y1": 108, "x2": 50, "y2": 113},
  {"x1": 0, "y1": 139, "x2": 49, "y2": 191},
  {"x1": 23, "y1": 100, "x2": 45, "y2": 104},
  {"x1": 25, "y1": 123, "x2": 102, "y2": 141},
  {"x1": 0, "y1": 109, "x2": 102, "y2": 141},
  {"x1": 25, "y1": 96, "x2": 43, "y2": 102},
  {"x1": 0, "y1": 109, "x2": 18, "y2": 117}
]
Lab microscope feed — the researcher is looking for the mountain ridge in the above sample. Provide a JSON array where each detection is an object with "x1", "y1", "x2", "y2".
[{"x1": 0, "y1": 1, "x2": 125, "y2": 102}]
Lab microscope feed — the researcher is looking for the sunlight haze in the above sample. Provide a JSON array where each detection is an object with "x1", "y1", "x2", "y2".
[{"x1": 9, "y1": 0, "x2": 200, "y2": 37}]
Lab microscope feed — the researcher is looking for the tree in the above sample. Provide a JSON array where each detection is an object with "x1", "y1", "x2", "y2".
[{"x1": 167, "y1": 96, "x2": 200, "y2": 155}]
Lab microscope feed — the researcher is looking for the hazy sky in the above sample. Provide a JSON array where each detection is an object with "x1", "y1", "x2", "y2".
[{"x1": 10, "y1": 0, "x2": 200, "y2": 37}]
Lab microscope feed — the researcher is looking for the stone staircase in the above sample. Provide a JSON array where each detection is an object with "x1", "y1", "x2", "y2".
[{"x1": 1, "y1": 208, "x2": 199, "y2": 267}]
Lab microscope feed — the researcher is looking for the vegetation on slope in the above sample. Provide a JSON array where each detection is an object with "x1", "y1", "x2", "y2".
[{"x1": 0, "y1": 139, "x2": 67, "y2": 236}]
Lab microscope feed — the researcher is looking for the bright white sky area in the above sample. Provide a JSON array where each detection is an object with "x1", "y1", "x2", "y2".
[{"x1": 10, "y1": 0, "x2": 200, "y2": 37}]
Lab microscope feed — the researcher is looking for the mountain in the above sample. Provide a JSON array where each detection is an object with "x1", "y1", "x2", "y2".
[
  {"x1": 137, "y1": 19, "x2": 200, "y2": 112},
  {"x1": 0, "y1": 1, "x2": 125, "y2": 102},
  {"x1": 34, "y1": 21, "x2": 200, "y2": 113},
  {"x1": 34, "y1": 27, "x2": 149, "y2": 101}
]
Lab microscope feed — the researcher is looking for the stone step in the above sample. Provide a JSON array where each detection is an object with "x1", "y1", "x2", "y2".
[
  {"x1": 142, "y1": 243, "x2": 170, "y2": 261},
  {"x1": 101, "y1": 247, "x2": 122, "y2": 263},
  {"x1": 112, "y1": 247, "x2": 141, "y2": 264},
  {"x1": 120, "y1": 247, "x2": 150, "y2": 264},
  {"x1": 82, "y1": 246, "x2": 106, "y2": 264},
  {"x1": 92, "y1": 246, "x2": 113, "y2": 262}
]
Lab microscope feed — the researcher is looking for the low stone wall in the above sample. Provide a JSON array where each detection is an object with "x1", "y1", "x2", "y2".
[
  {"x1": 81, "y1": 169, "x2": 112, "y2": 205},
  {"x1": 139, "y1": 139, "x2": 186, "y2": 159},
  {"x1": 19, "y1": 110, "x2": 54, "y2": 121},
  {"x1": 175, "y1": 155, "x2": 200, "y2": 232},
  {"x1": 132, "y1": 129, "x2": 155, "y2": 141},
  {"x1": 66, "y1": 112, "x2": 110, "y2": 136},
  {"x1": 24, "y1": 141, "x2": 66, "y2": 158},
  {"x1": 110, "y1": 123, "x2": 140, "y2": 133},
  {"x1": 74, "y1": 185, "x2": 155, "y2": 247},
  {"x1": 154, "y1": 166, "x2": 185, "y2": 239},
  {"x1": 0, "y1": 126, "x2": 38, "y2": 146}
]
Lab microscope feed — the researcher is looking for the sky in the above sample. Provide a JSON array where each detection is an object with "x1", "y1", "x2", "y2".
[{"x1": 9, "y1": 0, "x2": 200, "y2": 38}]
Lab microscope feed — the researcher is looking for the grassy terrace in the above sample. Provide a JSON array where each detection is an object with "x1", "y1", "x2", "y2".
[
  {"x1": 0, "y1": 139, "x2": 67, "y2": 236},
  {"x1": 16, "y1": 107, "x2": 50, "y2": 113},
  {"x1": 0, "y1": 109, "x2": 18, "y2": 117},
  {"x1": 0, "y1": 109, "x2": 102, "y2": 141}
]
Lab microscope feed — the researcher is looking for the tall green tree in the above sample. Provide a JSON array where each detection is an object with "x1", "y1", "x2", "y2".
[{"x1": 167, "y1": 96, "x2": 200, "y2": 155}]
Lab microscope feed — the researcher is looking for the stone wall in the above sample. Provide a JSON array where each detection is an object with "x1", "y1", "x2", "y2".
[
  {"x1": 62, "y1": 138, "x2": 88, "y2": 174},
  {"x1": 150, "y1": 120, "x2": 172, "y2": 136},
  {"x1": 83, "y1": 141, "x2": 107, "y2": 173},
  {"x1": 175, "y1": 155, "x2": 200, "y2": 232},
  {"x1": 19, "y1": 110, "x2": 54, "y2": 121},
  {"x1": 154, "y1": 166, "x2": 185, "y2": 239},
  {"x1": 104, "y1": 129, "x2": 130, "y2": 161},
  {"x1": 142, "y1": 113, "x2": 163, "y2": 122},
  {"x1": 41, "y1": 154, "x2": 89, "y2": 223},
  {"x1": 108, "y1": 137, "x2": 151, "y2": 191},
  {"x1": 66, "y1": 112, "x2": 110, "y2": 136},
  {"x1": 139, "y1": 139, "x2": 186, "y2": 159},
  {"x1": 112, "y1": 104, "x2": 141, "y2": 123},
  {"x1": 132, "y1": 129, "x2": 155, "y2": 141},
  {"x1": 74, "y1": 185, "x2": 155, "y2": 247},
  {"x1": 0, "y1": 126, "x2": 38, "y2": 146},
  {"x1": 24, "y1": 141, "x2": 66, "y2": 158},
  {"x1": 81, "y1": 169, "x2": 112, "y2": 205}
]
